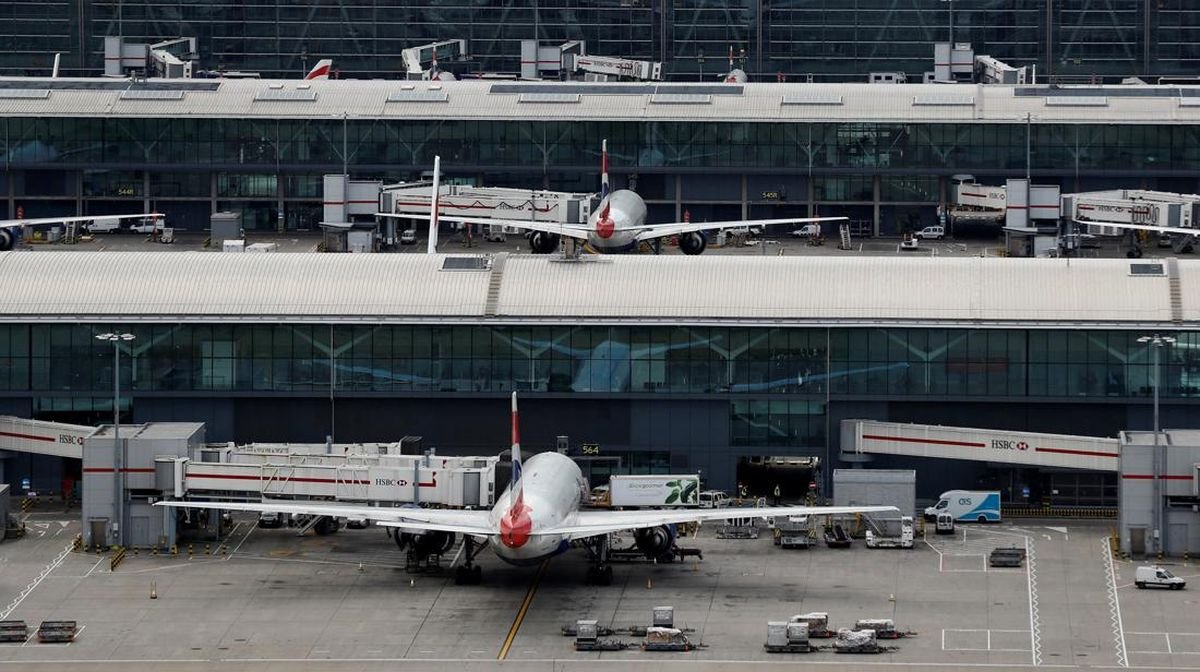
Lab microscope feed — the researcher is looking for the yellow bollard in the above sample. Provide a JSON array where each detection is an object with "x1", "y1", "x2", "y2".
[{"x1": 204, "y1": 544, "x2": 211, "y2": 555}]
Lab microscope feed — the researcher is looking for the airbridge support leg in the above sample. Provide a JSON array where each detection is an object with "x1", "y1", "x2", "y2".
[
  {"x1": 454, "y1": 535, "x2": 483, "y2": 585},
  {"x1": 584, "y1": 534, "x2": 613, "y2": 586}
]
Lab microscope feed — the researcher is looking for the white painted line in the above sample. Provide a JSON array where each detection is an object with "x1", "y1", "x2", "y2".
[
  {"x1": 0, "y1": 542, "x2": 73, "y2": 621},
  {"x1": 82, "y1": 556, "x2": 105, "y2": 579},
  {"x1": 1025, "y1": 533, "x2": 1042, "y2": 666},
  {"x1": 1168, "y1": 633, "x2": 1175, "y2": 655},
  {"x1": 228, "y1": 521, "x2": 256, "y2": 556},
  {"x1": 1104, "y1": 537, "x2": 1129, "y2": 667}
]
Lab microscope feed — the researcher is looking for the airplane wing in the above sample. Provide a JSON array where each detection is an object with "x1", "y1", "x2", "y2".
[
  {"x1": 0, "y1": 213, "x2": 161, "y2": 229},
  {"x1": 630, "y1": 216, "x2": 846, "y2": 242},
  {"x1": 1071, "y1": 219, "x2": 1200, "y2": 237},
  {"x1": 154, "y1": 499, "x2": 495, "y2": 537},
  {"x1": 544, "y1": 504, "x2": 898, "y2": 540},
  {"x1": 377, "y1": 212, "x2": 594, "y2": 241}
]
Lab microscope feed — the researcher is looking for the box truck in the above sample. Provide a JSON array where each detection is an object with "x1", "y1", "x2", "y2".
[
  {"x1": 606, "y1": 474, "x2": 700, "y2": 508},
  {"x1": 923, "y1": 490, "x2": 1001, "y2": 523}
]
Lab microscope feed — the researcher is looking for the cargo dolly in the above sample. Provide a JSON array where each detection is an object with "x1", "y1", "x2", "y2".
[
  {"x1": 36, "y1": 621, "x2": 77, "y2": 643},
  {"x1": 0, "y1": 621, "x2": 28, "y2": 643},
  {"x1": 989, "y1": 546, "x2": 1027, "y2": 568}
]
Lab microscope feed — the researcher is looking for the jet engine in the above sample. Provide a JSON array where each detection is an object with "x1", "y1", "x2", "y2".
[
  {"x1": 528, "y1": 231, "x2": 560, "y2": 254},
  {"x1": 634, "y1": 524, "x2": 677, "y2": 561},
  {"x1": 678, "y1": 232, "x2": 707, "y2": 255},
  {"x1": 0, "y1": 229, "x2": 12, "y2": 252},
  {"x1": 400, "y1": 530, "x2": 457, "y2": 559}
]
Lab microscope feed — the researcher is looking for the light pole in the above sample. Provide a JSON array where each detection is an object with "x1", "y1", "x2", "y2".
[
  {"x1": 1137, "y1": 333, "x2": 1174, "y2": 557},
  {"x1": 96, "y1": 331, "x2": 136, "y2": 547}
]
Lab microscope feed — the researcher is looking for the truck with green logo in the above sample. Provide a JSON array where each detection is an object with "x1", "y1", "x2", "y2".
[{"x1": 606, "y1": 474, "x2": 701, "y2": 508}]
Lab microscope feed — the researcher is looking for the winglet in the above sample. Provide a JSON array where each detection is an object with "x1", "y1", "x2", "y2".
[
  {"x1": 305, "y1": 59, "x2": 332, "y2": 80},
  {"x1": 600, "y1": 139, "x2": 610, "y2": 202},
  {"x1": 510, "y1": 392, "x2": 523, "y2": 494}
]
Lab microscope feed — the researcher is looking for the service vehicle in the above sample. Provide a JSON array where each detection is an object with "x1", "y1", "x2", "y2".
[
  {"x1": 914, "y1": 225, "x2": 945, "y2": 240},
  {"x1": 934, "y1": 511, "x2": 955, "y2": 535},
  {"x1": 129, "y1": 218, "x2": 165, "y2": 234},
  {"x1": 400, "y1": 229, "x2": 417, "y2": 245},
  {"x1": 85, "y1": 217, "x2": 123, "y2": 234},
  {"x1": 1135, "y1": 565, "x2": 1186, "y2": 590},
  {"x1": 608, "y1": 474, "x2": 699, "y2": 508},
  {"x1": 900, "y1": 233, "x2": 919, "y2": 250},
  {"x1": 257, "y1": 512, "x2": 284, "y2": 528},
  {"x1": 924, "y1": 490, "x2": 1001, "y2": 523},
  {"x1": 790, "y1": 224, "x2": 821, "y2": 238},
  {"x1": 698, "y1": 490, "x2": 730, "y2": 509}
]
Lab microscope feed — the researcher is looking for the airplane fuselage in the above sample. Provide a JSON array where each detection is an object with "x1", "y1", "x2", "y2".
[
  {"x1": 587, "y1": 189, "x2": 647, "y2": 253},
  {"x1": 486, "y1": 451, "x2": 588, "y2": 565}
]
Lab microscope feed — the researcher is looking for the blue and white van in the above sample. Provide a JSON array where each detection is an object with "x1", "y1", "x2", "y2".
[{"x1": 923, "y1": 490, "x2": 1001, "y2": 523}]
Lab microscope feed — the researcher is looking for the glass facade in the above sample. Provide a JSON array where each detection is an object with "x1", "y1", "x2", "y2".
[
  {"x1": 5, "y1": 114, "x2": 1199, "y2": 232},
  {"x1": 0, "y1": 1, "x2": 1189, "y2": 82},
  {"x1": 8, "y1": 117, "x2": 1199, "y2": 174},
  {"x1": 5, "y1": 323, "x2": 1197, "y2": 400}
]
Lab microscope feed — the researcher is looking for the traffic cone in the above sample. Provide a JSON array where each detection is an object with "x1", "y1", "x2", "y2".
[{"x1": 150, "y1": 581, "x2": 157, "y2": 599}]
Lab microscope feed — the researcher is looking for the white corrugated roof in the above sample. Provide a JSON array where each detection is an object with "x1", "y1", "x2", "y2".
[
  {"x1": 0, "y1": 252, "x2": 1192, "y2": 327},
  {"x1": 0, "y1": 78, "x2": 1198, "y2": 124}
]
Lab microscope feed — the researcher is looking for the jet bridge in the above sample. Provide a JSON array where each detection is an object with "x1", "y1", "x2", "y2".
[
  {"x1": 842, "y1": 419, "x2": 1118, "y2": 472},
  {"x1": 0, "y1": 416, "x2": 94, "y2": 459}
]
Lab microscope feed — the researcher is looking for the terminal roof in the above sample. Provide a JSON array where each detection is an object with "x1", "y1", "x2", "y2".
[
  {"x1": 0, "y1": 252, "x2": 1194, "y2": 328},
  {"x1": 0, "y1": 78, "x2": 1197, "y2": 124}
]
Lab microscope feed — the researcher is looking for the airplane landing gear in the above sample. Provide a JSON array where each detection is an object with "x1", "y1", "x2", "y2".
[
  {"x1": 582, "y1": 534, "x2": 613, "y2": 586},
  {"x1": 454, "y1": 536, "x2": 484, "y2": 585}
]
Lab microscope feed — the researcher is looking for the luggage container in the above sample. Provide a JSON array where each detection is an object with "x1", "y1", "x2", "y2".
[
  {"x1": 36, "y1": 621, "x2": 77, "y2": 643},
  {"x1": 834, "y1": 628, "x2": 889, "y2": 654},
  {"x1": 855, "y1": 618, "x2": 898, "y2": 639},
  {"x1": 642, "y1": 626, "x2": 695, "y2": 651},
  {"x1": 789, "y1": 612, "x2": 834, "y2": 638},
  {"x1": 765, "y1": 621, "x2": 812, "y2": 653}
]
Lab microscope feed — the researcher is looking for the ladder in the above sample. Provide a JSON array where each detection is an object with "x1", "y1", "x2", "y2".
[{"x1": 838, "y1": 223, "x2": 852, "y2": 250}]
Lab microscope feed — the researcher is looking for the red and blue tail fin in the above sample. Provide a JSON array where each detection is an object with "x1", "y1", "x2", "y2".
[
  {"x1": 510, "y1": 391, "x2": 523, "y2": 497},
  {"x1": 600, "y1": 139, "x2": 611, "y2": 202}
]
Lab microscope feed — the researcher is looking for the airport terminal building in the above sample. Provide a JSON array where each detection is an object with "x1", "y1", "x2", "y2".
[
  {"x1": 0, "y1": 252, "x2": 1197, "y2": 503},
  {"x1": 1, "y1": 0, "x2": 1195, "y2": 82},
  {"x1": 2, "y1": 78, "x2": 1200, "y2": 235}
]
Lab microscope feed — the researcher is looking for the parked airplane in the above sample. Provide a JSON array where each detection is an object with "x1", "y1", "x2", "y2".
[
  {"x1": 380, "y1": 141, "x2": 845, "y2": 255},
  {"x1": 157, "y1": 393, "x2": 896, "y2": 585},
  {"x1": 0, "y1": 213, "x2": 162, "y2": 251},
  {"x1": 305, "y1": 59, "x2": 333, "y2": 80}
]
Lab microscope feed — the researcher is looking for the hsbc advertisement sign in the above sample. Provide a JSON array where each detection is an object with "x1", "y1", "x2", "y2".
[{"x1": 990, "y1": 439, "x2": 1029, "y2": 452}]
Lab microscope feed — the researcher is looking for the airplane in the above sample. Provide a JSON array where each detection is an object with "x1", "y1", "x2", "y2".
[
  {"x1": 305, "y1": 59, "x2": 333, "y2": 80},
  {"x1": 0, "y1": 213, "x2": 163, "y2": 251},
  {"x1": 156, "y1": 392, "x2": 898, "y2": 585},
  {"x1": 378, "y1": 140, "x2": 846, "y2": 255}
]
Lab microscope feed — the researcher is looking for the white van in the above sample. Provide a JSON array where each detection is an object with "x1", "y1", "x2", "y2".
[
  {"x1": 1135, "y1": 565, "x2": 1186, "y2": 590},
  {"x1": 914, "y1": 225, "x2": 945, "y2": 240},
  {"x1": 923, "y1": 490, "x2": 1001, "y2": 522},
  {"x1": 400, "y1": 229, "x2": 417, "y2": 245},
  {"x1": 86, "y1": 217, "x2": 123, "y2": 234},
  {"x1": 698, "y1": 490, "x2": 729, "y2": 509}
]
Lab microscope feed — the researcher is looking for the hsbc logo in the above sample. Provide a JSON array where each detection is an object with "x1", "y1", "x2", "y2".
[
  {"x1": 991, "y1": 439, "x2": 1029, "y2": 452},
  {"x1": 374, "y1": 478, "x2": 409, "y2": 487}
]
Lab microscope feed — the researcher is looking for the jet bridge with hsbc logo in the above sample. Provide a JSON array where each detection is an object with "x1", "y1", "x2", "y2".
[{"x1": 840, "y1": 419, "x2": 1119, "y2": 509}]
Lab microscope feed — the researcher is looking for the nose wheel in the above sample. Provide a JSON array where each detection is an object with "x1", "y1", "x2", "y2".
[
  {"x1": 454, "y1": 535, "x2": 484, "y2": 585},
  {"x1": 582, "y1": 534, "x2": 613, "y2": 586}
]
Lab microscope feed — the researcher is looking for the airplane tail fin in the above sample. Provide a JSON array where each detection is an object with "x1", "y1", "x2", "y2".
[
  {"x1": 510, "y1": 392, "x2": 523, "y2": 496},
  {"x1": 305, "y1": 59, "x2": 333, "y2": 80},
  {"x1": 600, "y1": 139, "x2": 611, "y2": 202}
]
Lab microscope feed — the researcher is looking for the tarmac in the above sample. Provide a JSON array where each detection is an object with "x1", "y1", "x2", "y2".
[
  {"x1": 18, "y1": 228, "x2": 1181, "y2": 260},
  {"x1": 3, "y1": 508, "x2": 1200, "y2": 672}
]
